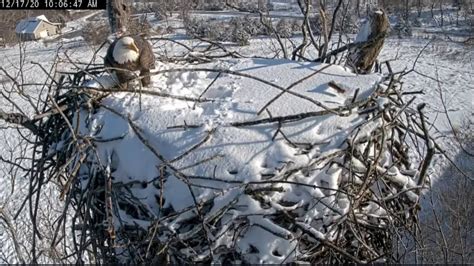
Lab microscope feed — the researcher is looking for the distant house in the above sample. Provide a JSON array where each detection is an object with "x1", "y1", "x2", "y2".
[{"x1": 15, "y1": 15, "x2": 62, "y2": 41}]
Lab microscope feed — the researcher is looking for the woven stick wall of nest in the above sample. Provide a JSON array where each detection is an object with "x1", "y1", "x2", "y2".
[{"x1": 12, "y1": 58, "x2": 436, "y2": 264}]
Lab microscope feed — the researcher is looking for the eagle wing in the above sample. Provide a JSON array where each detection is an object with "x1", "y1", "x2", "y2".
[
  {"x1": 133, "y1": 36, "x2": 155, "y2": 71},
  {"x1": 104, "y1": 39, "x2": 117, "y2": 69}
]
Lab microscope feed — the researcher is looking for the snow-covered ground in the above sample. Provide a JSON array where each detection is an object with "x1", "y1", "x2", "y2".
[
  {"x1": 0, "y1": 8, "x2": 472, "y2": 263},
  {"x1": 380, "y1": 37, "x2": 473, "y2": 170}
]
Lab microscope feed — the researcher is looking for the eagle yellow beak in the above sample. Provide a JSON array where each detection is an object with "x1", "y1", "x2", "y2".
[{"x1": 128, "y1": 42, "x2": 139, "y2": 53}]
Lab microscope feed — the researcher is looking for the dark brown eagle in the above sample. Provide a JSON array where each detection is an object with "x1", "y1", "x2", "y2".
[
  {"x1": 104, "y1": 35, "x2": 155, "y2": 88},
  {"x1": 346, "y1": 9, "x2": 389, "y2": 74}
]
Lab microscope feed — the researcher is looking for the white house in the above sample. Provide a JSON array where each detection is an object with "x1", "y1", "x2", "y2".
[{"x1": 15, "y1": 15, "x2": 62, "y2": 41}]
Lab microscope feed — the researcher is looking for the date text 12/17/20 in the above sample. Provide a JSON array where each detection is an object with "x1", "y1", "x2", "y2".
[{"x1": 0, "y1": 0, "x2": 106, "y2": 9}]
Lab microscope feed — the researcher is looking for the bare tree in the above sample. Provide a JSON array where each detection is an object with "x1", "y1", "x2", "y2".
[{"x1": 107, "y1": 0, "x2": 132, "y2": 35}]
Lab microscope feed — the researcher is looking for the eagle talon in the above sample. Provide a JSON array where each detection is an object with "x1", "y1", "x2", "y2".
[{"x1": 118, "y1": 82, "x2": 132, "y2": 91}]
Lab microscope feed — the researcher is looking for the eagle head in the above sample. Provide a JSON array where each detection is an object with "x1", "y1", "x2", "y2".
[{"x1": 113, "y1": 36, "x2": 140, "y2": 64}]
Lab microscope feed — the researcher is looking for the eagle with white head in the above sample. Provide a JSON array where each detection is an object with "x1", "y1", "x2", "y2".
[{"x1": 104, "y1": 35, "x2": 155, "y2": 88}]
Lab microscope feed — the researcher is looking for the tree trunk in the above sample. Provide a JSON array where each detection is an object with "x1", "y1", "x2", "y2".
[
  {"x1": 319, "y1": 0, "x2": 329, "y2": 58},
  {"x1": 405, "y1": 0, "x2": 409, "y2": 20},
  {"x1": 417, "y1": 0, "x2": 422, "y2": 17},
  {"x1": 431, "y1": 2, "x2": 435, "y2": 18},
  {"x1": 439, "y1": 0, "x2": 444, "y2": 27},
  {"x1": 356, "y1": 0, "x2": 361, "y2": 18},
  {"x1": 107, "y1": 0, "x2": 132, "y2": 35}
]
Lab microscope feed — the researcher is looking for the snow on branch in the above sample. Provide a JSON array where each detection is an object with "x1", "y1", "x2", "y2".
[{"x1": 1, "y1": 53, "x2": 438, "y2": 264}]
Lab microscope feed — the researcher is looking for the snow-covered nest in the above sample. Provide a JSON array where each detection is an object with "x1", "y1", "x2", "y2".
[{"x1": 40, "y1": 58, "x2": 432, "y2": 263}]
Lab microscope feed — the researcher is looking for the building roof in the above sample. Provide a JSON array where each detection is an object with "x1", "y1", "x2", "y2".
[{"x1": 36, "y1": 15, "x2": 50, "y2": 22}]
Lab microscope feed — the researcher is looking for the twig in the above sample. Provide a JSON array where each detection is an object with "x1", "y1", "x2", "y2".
[
  {"x1": 81, "y1": 87, "x2": 216, "y2": 103},
  {"x1": 257, "y1": 64, "x2": 333, "y2": 115},
  {"x1": 416, "y1": 104, "x2": 435, "y2": 187}
]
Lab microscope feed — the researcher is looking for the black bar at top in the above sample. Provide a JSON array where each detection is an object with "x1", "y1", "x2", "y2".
[{"x1": 0, "y1": 0, "x2": 106, "y2": 10}]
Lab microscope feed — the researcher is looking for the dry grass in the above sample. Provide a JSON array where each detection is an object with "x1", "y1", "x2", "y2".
[{"x1": 418, "y1": 121, "x2": 474, "y2": 263}]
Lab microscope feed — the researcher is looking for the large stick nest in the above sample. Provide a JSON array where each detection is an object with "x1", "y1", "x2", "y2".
[{"x1": 26, "y1": 61, "x2": 433, "y2": 264}]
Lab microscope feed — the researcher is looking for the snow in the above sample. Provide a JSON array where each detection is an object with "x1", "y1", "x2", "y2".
[
  {"x1": 355, "y1": 19, "x2": 372, "y2": 43},
  {"x1": 378, "y1": 37, "x2": 473, "y2": 177},
  {"x1": 82, "y1": 75, "x2": 119, "y2": 89},
  {"x1": 61, "y1": 11, "x2": 103, "y2": 35},
  {"x1": 78, "y1": 59, "x2": 381, "y2": 187},
  {"x1": 66, "y1": 58, "x2": 395, "y2": 262},
  {"x1": 35, "y1": 15, "x2": 49, "y2": 22},
  {"x1": 0, "y1": 5, "x2": 473, "y2": 264}
]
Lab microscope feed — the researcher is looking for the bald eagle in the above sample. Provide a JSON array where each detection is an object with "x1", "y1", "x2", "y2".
[
  {"x1": 104, "y1": 35, "x2": 155, "y2": 89},
  {"x1": 346, "y1": 9, "x2": 389, "y2": 74}
]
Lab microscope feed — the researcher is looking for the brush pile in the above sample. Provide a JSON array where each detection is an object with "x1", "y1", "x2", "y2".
[{"x1": 22, "y1": 59, "x2": 433, "y2": 264}]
